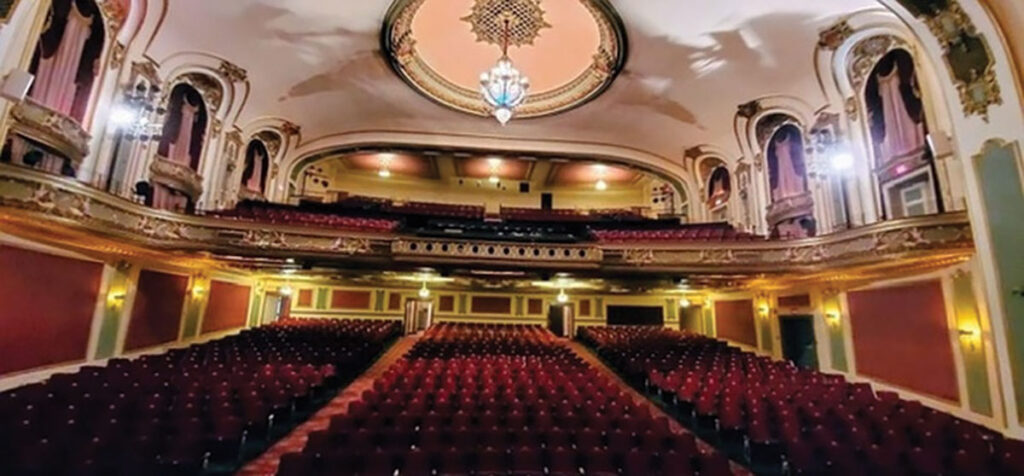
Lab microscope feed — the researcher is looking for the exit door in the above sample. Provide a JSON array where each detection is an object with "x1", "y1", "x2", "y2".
[
  {"x1": 548, "y1": 304, "x2": 575, "y2": 338},
  {"x1": 780, "y1": 315, "x2": 818, "y2": 370},
  {"x1": 404, "y1": 299, "x2": 433, "y2": 335}
]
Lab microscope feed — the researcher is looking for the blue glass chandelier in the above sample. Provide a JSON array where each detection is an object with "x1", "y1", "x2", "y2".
[{"x1": 479, "y1": 18, "x2": 529, "y2": 125}]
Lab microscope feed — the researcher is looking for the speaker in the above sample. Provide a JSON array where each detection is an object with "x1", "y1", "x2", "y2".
[
  {"x1": 519, "y1": 182, "x2": 530, "y2": 193},
  {"x1": 1, "y1": 70, "x2": 34, "y2": 102},
  {"x1": 541, "y1": 193, "x2": 553, "y2": 210}
]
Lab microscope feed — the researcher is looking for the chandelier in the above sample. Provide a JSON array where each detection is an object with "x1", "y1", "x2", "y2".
[{"x1": 479, "y1": 16, "x2": 530, "y2": 125}]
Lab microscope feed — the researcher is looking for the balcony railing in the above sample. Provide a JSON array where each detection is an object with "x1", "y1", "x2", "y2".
[{"x1": 0, "y1": 163, "x2": 974, "y2": 274}]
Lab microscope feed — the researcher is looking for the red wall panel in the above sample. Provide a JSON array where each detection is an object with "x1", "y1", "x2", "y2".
[
  {"x1": 528, "y1": 299, "x2": 543, "y2": 315},
  {"x1": 125, "y1": 270, "x2": 188, "y2": 352},
  {"x1": 202, "y1": 281, "x2": 251, "y2": 334},
  {"x1": 715, "y1": 299, "x2": 757, "y2": 347},
  {"x1": 848, "y1": 280, "x2": 959, "y2": 402},
  {"x1": 0, "y1": 246, "x2": 103, "y2": 375},
  {"x1": 330, "y1": 290, "x2": 372, "y2": 310},
  {"x1": 471, "y1": 296, "x2": 512, "y2": 314},
  {"x1": 438, "y1": 295, "x2": 455, "y2": 312},
  {"x1": 579, "y1": 300, "x2": 592, "y2": 317},
  {"x1": 296, "y1": 289, "x2": 313, "y2": 307},
  {"x1": 388, "y1": 293, "x2": 402, "y2": 311}
]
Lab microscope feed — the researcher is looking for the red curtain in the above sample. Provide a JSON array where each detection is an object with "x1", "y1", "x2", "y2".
[
  {"x1": 125, "y1": 270, "x2": 188, "y2": 351},
  {"x1": 848, "y1": 280, "x2": 959, "y2": 401},
  {"x1": 202, "y1": 281, "x2": 251, "y2": 334},
  {"x1": 0, "y1": 246, "x2": 103, "y2": 375}
]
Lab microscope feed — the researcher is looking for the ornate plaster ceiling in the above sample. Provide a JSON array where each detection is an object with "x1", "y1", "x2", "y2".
[
  {"x1": 144, "y1": 0, "x2": 884, "y2": 164},
  {"x1": 383, "y1": 0, "x2": 625, "y2": 118}
]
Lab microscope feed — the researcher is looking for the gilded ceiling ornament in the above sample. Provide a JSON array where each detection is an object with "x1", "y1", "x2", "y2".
[
  {"x1": 131, "y1": 60, "x2": 161, "y2": 85},
  {"x1": 818, "y1": 20, "x2": 853, "y2": 51},
  {"x1": 219, "y1": 61, "x2": 248, "y2": 83},
  {"x1": 737, "y1": 100, "x2": 763, "y2": 120},
  {"x1": 281, "y1": 121, "x2": 302, "y2": 137},
  {"x1": 461, "y1": 0, "x2": 551, "y2": 47},
  {"x1": 844, "y1": 97, "x2": 859, "y2": 119},
  {"x1": 109, "y1": 42, "x2": 127, "y2": 70}
]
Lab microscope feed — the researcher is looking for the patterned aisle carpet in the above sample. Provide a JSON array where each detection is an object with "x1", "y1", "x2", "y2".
[
  {"x1": 566, "y1": 340, "x2": 753, "y2": 476},
  {"x1": 237, "y1": 336, "x2": 420, "y2": 476}
]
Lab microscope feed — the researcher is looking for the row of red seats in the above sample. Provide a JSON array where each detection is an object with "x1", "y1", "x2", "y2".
[
  {"x1": 278, "y1": 323, "x2": 737, "y2": 475},
  {"x1": 591, "y1": 226, "x2": 762, "y2": 243},
  {"x1": 579, "y1": 326, "x2": 1024, "y2": 475},
  {"x1": 0, "y1": 318, "x2": 400, "y2": 476},
  {"x1": 389, "y1": 201, "x2": 485, "y2": 219},
  {"x1": 213, "y1": 206, "x2": 398, "y2": 233},
  {"x1": 500, "y1": 207, "x2": 594, "y2": 223}
]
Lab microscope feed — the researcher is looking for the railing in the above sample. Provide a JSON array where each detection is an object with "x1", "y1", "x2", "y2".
[{"x1": 0, "y1": 163, "x2": 974, "y2": 274}]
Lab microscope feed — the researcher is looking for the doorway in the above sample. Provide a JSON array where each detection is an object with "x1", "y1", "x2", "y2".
[
  {"x1": 404, "y1": 299, "x2": 433, "y2": 335},
  {"x1": 779, "y1": 315, "x2": 818, "y2": 370},
  {"x1": 261, "y1": 293, "x2": 289, "y2": 325},
  {"x1": 548, "y1": 304, "x2": 575, "y2": 338}
]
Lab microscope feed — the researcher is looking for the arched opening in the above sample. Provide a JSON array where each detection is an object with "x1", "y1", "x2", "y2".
[
  {"x1": 157, "y1": 83, "x2": 208, "y2": 172},
  {"x1": 28, "y1": 0, "x2": 106, "y2": 122},
  {"x1": 766, "y1": 124, "x2": 815, "y2": 238},
  {"x1": 241, "y1": 140, "x2": 270, "y2": 196},
  {"x1": 705, "y1": 166, "x2": 731, "y2": 222},
  {"x1": 864, "y1": 48, "x2": 943, "y2": 219}
]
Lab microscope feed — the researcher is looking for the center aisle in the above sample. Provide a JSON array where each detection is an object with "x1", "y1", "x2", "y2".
[
  {"x1": 566, "y1": 339, "x2": 753, "y2": 476},
  {"x1": 238, "y1": 335, "x2": 420, "y2": 476}
]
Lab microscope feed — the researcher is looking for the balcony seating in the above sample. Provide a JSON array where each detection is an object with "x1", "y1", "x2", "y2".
[
  {"x1": 578, "y1": 326, "x2": 1024, "y2": 475},
  {"x1": 388, "y1": 201, "x2": 485, "y2": 220},
  {"x1": 277, "y1": 323, "x2": 735, "y2": 475},
  {"x1": 415, "y1": 219, "x2": 584, "y2": 243},
  {"x1": 213, "y1": 204, "x2": 399, "y2": 233},
  {"x1": 500, "y1": 207, "x2": 594, "y2": 223},
  {"x1": 590, "y1": 223, "x2": 763, "y2": 243},
  {"x1": 0, "y1": 318, "x2": 400, "y2": 476}
]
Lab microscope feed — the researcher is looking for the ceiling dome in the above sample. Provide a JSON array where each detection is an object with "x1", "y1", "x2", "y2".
[{"x1": 383, "y1": 0, "x2": 627, "y2": 119}]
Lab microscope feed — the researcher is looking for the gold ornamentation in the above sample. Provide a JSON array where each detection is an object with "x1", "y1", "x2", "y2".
[
  {"x1": 848, "y1": 35, "x2": 908, "y2": 90},
  {"x1": 461, "y1": 0, "x2": 551, "y2": 47},
  {"x1": 818, "y1": 20, "x2": 854, "y2": 51},
  {"x1": 281, "y1": 121, "x2": 302, "y2": 137},
  {"x1": 109, "y1": 42, "x2": 127, "y2": 70},
  {"x1": 131, "y1": 60, "x2": 161, "y2": 85},
  {"x1": 383, "y1": 0, "x2": 626, "y2": 119},
  {"x1": 10, "y1": 99, "x2": 91, "y2": 166},
  {"x1": 219, "y1": 61, "x2": 248, "y2": 83},
  {"x1": 332, "y1": 237, "x2": 371, "y2": 255},
  {"x1": 149, "y1": 157, "x2": 204, "y2": 199}
]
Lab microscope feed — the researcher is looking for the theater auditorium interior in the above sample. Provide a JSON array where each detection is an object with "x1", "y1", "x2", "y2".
[{"x1": 1, "y1": 0, "x2": 1024, "y2": 475}]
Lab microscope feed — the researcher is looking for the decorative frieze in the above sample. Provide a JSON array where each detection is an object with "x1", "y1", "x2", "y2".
[{"x1": 149, "y1": 157, "x2": 204, "y2": 199}]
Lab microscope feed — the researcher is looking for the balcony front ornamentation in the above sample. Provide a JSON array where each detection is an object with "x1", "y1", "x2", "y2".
[
  {"x1": 9, "y1": 99, "x2": 91, "y2": 167},
  {"x1": 149, "y1": 157, "x2": 203, "y2": 199}
]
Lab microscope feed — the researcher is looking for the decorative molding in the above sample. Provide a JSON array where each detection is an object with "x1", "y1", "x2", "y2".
[
  {"x1": 848, "y1": 35, "x2": 910, "y2": 91},
  {"x1": 382, "y1": 0, "x2": 627, "y2": 119},
  {"x1": 737, "y1": 100, "x2": 763, "y2": 120},
  {"x1": 218, "y1": 61, "x2": 248, "y2": 83},
  {"x1": 9, "y1": 99, "x2": 91, "y2": 166},
  {"x1": 149, "y1": 158, "x2": 204, "y2": 199},
  {"x1": 0, "y1": 164, "x2": 974, "y2": 277},
  {"x1": 1, "y1": 0, "x2": 24, "y2": 24},
  {"x1": 131, "y1": 60, "x2": 161, "y2": 86},
  {"x1": 461, "y1": 0, "x2": 550, "y2": 47},
  {"x1": 819, "y1": 20, "x2": 854, "y2": 51},
  {"x1": 894, "y1": 0, "x2": 1002, "y2": 121}
]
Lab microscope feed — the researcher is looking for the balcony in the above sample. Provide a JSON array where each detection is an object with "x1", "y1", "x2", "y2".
[
  {"x1": 149, "y1": 157, "x2": 203, "y2": 200},
  {"x1": 7, "y1": 99, "x2": 91, "y2": 170},
  {"x1": 0, "y1": 163, "x2": 974, "y2": 277}
]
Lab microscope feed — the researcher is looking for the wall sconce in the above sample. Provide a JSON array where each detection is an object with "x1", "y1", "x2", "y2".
[
  {"x1": 958, "y1": 327, "x2": 981, "y2": 350},
  {"x1": 279, "y1": 284, "x2": 294, "y2": 297},
  {"x1": 825, "y1": 310, "x2": 842, "y2": 328},
  {"x1": 418, "y1": 282, "x2": 431, "y2": 299},
  {"x1": 107, "y1": 290, "x2": 127, "y2": 306},
  {"x1": 680, "y1": 298, "x2": 692, "y2": 309},
  {"x1": 758, "y1": 304, "x2": 771, "y2": 319},
  {"x1": 190, "y1": 285, "x2": 205, "y2": 298},
  {"x1": 556, "y1": 289, "x2": 569, "y2": 304}
]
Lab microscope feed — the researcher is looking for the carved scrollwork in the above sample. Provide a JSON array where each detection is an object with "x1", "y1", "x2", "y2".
[
  {"x1": 10, "y1": 100, "x2": 91, "y2": 166},
  {"x1": 149, "y1": 158, "x2": 204, "y2": 199}
]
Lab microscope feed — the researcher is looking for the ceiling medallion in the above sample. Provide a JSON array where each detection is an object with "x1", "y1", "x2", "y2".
[{"x1": 383, "y1": 0, "x2": 627, "y2": 121}]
